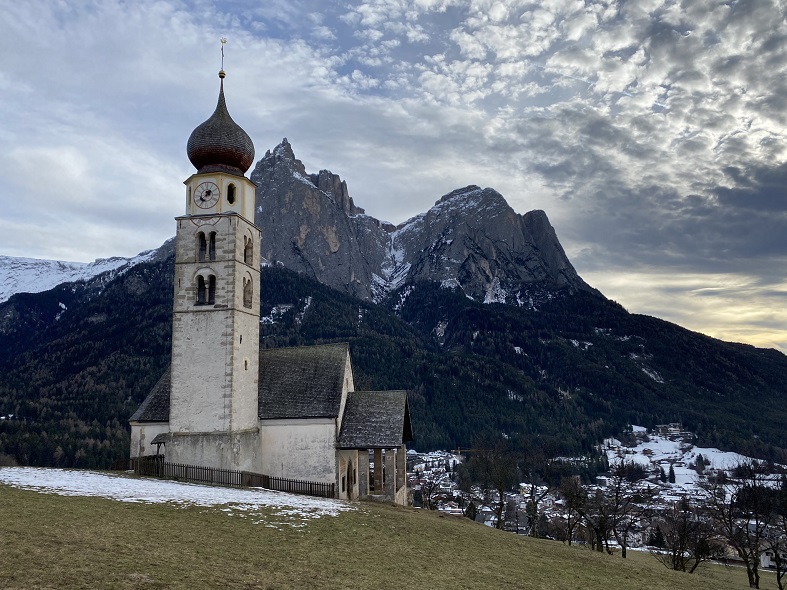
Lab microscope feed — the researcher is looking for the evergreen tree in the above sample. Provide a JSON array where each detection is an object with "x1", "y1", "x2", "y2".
[
  {"x1": 668, "y1": 464, "x2": 676, "y2": 484},
  {"x1": 649, "y1": 525, "x2": 666, "y2": 548},
  {"x1": 660, "y1": 466, "x2": 667, "y2": 483}
]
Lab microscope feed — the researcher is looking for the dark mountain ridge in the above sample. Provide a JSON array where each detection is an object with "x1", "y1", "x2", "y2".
[{"x1": 1, "y1": 141, "x2": 785, "y2": 468}]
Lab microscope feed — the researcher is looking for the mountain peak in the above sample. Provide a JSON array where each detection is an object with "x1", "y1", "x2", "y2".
[
  {"x1": 438, "y1": 185, "x2": 483, "y2": 204},
  {"x1": 250, "y1": 140, "x2": 595, "y2": 304}
]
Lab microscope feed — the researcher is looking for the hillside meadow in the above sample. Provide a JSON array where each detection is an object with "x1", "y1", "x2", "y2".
[{"x1": 0, "y1": 476, "x2": 781, "y2": 590}]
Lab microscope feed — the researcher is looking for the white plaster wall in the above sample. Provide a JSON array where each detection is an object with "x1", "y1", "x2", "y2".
[
  {"x1": 129, "y1": 422, "x2": 169, "y2": 458},
  {"x1": 335, "y1": 354, "x2": 354, "y2": 433},
  {"x1": 337, "y1": 449, "x2": 359, "y2": 500},
  {"x1": 260, "y1": 419, "x2": 337, "y2": 483},
  {"x1": 170, "y1": 310, "x2": 232, "y2": 432},
  {"x1": 183, "y1": 173, "x2": 256, "y2": 220},
  {"x1": 167, "y1": 430, "x2": 260, "y2": 471}
]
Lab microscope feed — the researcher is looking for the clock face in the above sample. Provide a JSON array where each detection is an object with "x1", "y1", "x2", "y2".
[{"x1": 194, "y1": 182, "x2": 220, "y2": 209}]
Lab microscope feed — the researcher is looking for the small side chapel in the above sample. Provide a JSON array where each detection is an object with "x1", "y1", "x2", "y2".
[{"x1": 129, "y1": 65, "x2": 412, "y2": 505}]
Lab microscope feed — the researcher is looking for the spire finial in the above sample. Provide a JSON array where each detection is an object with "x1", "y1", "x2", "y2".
[{"x1": 220, "y1": 37, "x2": 227, "y2": 76}]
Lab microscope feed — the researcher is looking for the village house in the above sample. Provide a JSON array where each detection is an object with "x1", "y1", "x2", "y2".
[{"x1": 129, "y1": 64, "x2": 412, "y2": 505}]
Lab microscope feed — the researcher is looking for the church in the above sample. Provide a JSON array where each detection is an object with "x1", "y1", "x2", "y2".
[{"x1": 128, "y1": 66, "x2": 412, "y2": 505}]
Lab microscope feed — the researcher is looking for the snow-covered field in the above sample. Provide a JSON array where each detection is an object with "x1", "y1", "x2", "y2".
[
  {"x1": 0, "y1": 467, "x2": 355, "y2": 528},
  {"x1": 604, "y1": 426, "x2": 750, "y2": 500}
]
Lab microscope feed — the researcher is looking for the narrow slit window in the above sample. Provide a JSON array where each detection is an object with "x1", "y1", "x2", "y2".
[
  {"x1": 227, "y1": 184, "x2": 236, "y2": 205},
  {"x1": 244, "y1": 235, "x2": 253, "y2": 265},
  {"x1": 196, "y1": 276, "x2": 206, "y2": 304},
  {"x1": 208, "y1": 232, "x2": 216, "y2": 261},
  {"x1": 197, "y1": 232, "x2": 207, "y2": 262},
  {"x1": 208, "y1": 275, "x2": 216, "y2": 304},
  {"x1": 243, "y1": 277, "x2": 253, "y2": 308}
]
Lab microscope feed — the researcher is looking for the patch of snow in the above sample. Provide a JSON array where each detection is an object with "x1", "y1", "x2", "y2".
[
  {"x1": 391, "y1": 285, "x2": 414, "y2": 312},
  {"x1": 291, "y1": 170, "x2": 318, "y2": 189},
  {"x1": 0, "y1": 467, "x2": 354, "y2": 527},
  {"x1": 294, "y1": 296, "x2": 312, "y2": 326},
  {"x1": 260, "y1": 304, "x2": 294, "y2": 325},
  {"x1": 433, "y1": 320, "x2": 448, "y2": 341},
  {"x1": 640, "y1": 367, "x2": 664, "y2": 383},
  {"x1": 483, "y1": 277, "x2": 507, "y2": 304}
]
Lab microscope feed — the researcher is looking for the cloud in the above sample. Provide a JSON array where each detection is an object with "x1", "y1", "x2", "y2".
[{"x1": 0, "y1": 0, "x2": 785, "y2": 352}]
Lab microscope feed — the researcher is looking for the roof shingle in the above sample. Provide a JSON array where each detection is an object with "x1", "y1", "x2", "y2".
[
  {"x1": 129, "y1": 369, "x2": 171, "y2": 422},
  {"x1": 338, "y1": 390, "x2": 413, "y2": 449},
  {"x1": 258, "y1": 342, "x2": 349, "y2": 419}
]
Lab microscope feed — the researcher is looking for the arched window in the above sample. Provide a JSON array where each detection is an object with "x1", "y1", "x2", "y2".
[
  {"x1": 208, "y1": 232, "x2": 216, "y2": 261},
  {"x1": 243, "y1": 276, "x2": 253, "y2": 308},
  {"x1": 244, "y1": 235, "x2": 253, "y2": 265},
  {"x1": 227, "y1": 183, "x2": 236, "y2": 205},
  {"x1": 197, "y1": 232, "x2": 207, "y2": 262},
  {"x1": 196, "y1": 275, "x2": 206, "y2": 304}
]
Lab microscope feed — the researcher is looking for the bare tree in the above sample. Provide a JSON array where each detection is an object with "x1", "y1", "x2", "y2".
[
  {"x1": 459, "y1": 434, "x2": 520, "y2": 530},
  {"x1": 606, "y1": 461, "x2": 656, "y2": 558},
  {"x1": 700, "y1": 461, "x2": 776, "y2": 588},
  {"x1": 556, "y1": 476, "x2": 584, "y2": 546},
  {"x1": 763, "y1": 513, "x2": 787, "y2": 590},
  {"x1": 519, "y1": 443, "x2": 553, "y2": 538},
  {"x1": 652, "y1": 498, "x2": 725, "y2": 573},
  {"x1": 574, "y1": 485, "x2": 615, "y2": 553},
  {"x1": 420, "y1": 474, "x2": 450, "y2": 510}
]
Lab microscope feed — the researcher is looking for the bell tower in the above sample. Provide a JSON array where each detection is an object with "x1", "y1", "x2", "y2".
[{"x1": 167, "y1": 62, "x2": 261, "y2": 471}]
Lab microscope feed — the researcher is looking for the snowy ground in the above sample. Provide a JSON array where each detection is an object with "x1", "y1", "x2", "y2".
[{"x1": 0, "y1": 467, "x2": 355, "y2": 528}]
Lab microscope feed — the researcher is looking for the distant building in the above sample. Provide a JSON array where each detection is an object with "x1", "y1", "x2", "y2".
[{"x1": 129, "y1": 65, "x2": 411, "y2": 505}]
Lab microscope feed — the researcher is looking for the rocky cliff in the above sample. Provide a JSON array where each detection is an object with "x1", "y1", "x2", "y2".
[{"x1": 251, "y1": 139, "x2": 596, "y2": 305}]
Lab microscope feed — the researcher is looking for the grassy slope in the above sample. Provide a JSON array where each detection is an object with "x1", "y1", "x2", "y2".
[{"x1": 0, "y1": 482, "x2": 777, "y2": 590}]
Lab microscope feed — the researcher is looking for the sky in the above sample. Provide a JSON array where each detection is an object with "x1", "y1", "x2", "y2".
[{"x1": 0, "y1": 0, "x2": 785, "y2": 353}]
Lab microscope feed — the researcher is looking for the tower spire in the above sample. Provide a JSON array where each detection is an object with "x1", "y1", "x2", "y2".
[{"x1": 186, "y1": 36, "x2": 254, "y2": 176}]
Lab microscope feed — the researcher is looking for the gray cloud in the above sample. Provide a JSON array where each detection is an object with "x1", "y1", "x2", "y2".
[{"x1": 0, "y1": 0, "x2": 785, "y2": 351}]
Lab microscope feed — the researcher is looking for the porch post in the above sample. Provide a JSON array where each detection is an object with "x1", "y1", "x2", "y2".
[
  {"x1": 384, "y1": 448, "x2": 396, "y2": 502},
  {"x1": 396, "y1": 444, "x2": 406, "y2": 492},
  {"x1": 373, "y1": 448, "x2": 383, "y2": 493},
  {"x1": 358, "y1": 449, "x2": 370, "y2": 499}
]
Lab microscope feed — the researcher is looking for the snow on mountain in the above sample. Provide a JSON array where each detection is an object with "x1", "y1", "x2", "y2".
[{"x1": 0, "y1": 249, "x2": 159, "y2": 304}]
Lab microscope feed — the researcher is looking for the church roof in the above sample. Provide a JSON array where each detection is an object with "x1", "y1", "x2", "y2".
[
  {"x1": 130, "y1": 344, "x2": 411, "y2": 437},
  {"x1": 129, "y1": 369, "x2": 171, "y2": 422},
  {"x1": 186, "y1": 70, "x2": 255, "y2": 176},
  {"x1": 258, "y1": 342, "x2": 349, "y2": 420},
  {"x1": 338, "y1": 390, "x2": 413, "y2": 449}
]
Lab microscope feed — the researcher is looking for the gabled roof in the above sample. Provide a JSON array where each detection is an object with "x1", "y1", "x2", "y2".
[
  {"x1": 258, "y1": 342, "x2": 349, "y2": 419},
  {"x1": 129, "y1": 369, "x2": 171, "y2": 422},
  {"x1": 338, "y1": 390, "x2": 413, "y2": 449}
]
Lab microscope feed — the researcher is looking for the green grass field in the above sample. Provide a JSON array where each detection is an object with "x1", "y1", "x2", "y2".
[{"x1": 0, "y1": 480, "x2": 780, "y2": 590}]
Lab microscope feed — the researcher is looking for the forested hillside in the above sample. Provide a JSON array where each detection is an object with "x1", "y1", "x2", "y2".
[{"x1": 1, "y1": 254, "x2": 786, "y2": 468}]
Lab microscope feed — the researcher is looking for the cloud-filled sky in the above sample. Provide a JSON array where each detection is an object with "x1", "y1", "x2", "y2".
[{"x1": 1, "y1": 0, "x2": 785, "y2": 352}]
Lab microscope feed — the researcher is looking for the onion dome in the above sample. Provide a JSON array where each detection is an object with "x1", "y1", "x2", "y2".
[{"x1": 186, "y1": 70, "x2": 255, "y2": 176}]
